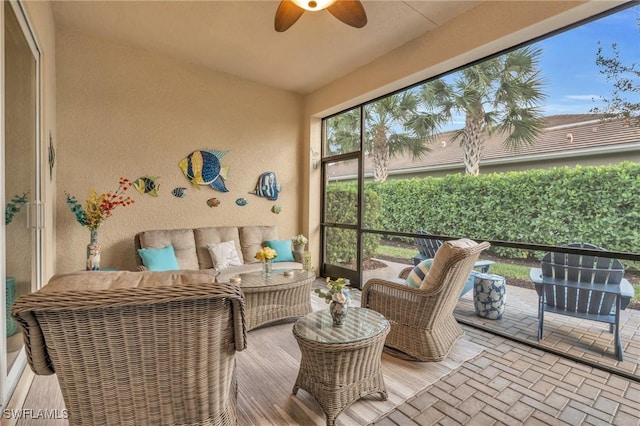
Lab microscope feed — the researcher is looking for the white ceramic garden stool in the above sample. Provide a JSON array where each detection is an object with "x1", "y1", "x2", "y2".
[{"x1": 473, "y1": 272, "x2": 506, "y2": 320}]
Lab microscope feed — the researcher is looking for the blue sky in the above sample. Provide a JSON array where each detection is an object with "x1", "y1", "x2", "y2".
[
  {"x1": 535, "y1": 4, "x2": 639, "y2": 116},
  {"x1": 441, "y1": 4, "x2": 639, "y2": 130}
]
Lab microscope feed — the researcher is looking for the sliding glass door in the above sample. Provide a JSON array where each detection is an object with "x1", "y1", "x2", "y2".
[
  {"x1": 2, "y1": 0, "x2": 42, "y2": 407},
  {"x1": 321, "y1": 108, "x2": 364, "y2": 286}
]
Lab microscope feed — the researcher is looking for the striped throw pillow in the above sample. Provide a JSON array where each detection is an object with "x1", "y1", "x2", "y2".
[{"x1": 406, "y1": 259, "x2": 432, "y2": 288}]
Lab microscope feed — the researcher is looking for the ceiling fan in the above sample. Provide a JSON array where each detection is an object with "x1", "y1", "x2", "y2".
[{"x1": 274, "y1": 0, "x2": 367, "y2": 32}]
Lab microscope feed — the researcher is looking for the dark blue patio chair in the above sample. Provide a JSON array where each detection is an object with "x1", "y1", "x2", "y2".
[
  {"x1": 530, "y1": 242, "x2": 634, "y2": 361},
  {"x1": 413, "y1": 230, "x2": 495, "y2": 296}
]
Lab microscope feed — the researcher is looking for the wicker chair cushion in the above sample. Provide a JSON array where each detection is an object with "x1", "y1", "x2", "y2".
[
  {"x1": 207, "y1": 241, "x2": 242, "y2": 270},
  {"x1": 239, "y1": 226, "x2": 279, "y2": 264},
  {"x1": 137, "y1": 229, "x2": 200, "y2": 270},
  {"x1": 406, "y1": 259, "x2": 432, "y2": 288},
  {"x1": 422, "y1": 238, "x2": 478, "y2": 290},
  {"x1": 41, "y1": 270, "x2": 219, "y2": 293},
  {"x1": 195, "y1": 226, "x2": 244, "y2": 267}
]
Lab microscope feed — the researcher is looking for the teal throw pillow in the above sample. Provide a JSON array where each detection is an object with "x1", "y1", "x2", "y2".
[
  {"x1": 406, "y1": 259, "x2": 432, "y2": 288},
  {"x1": 137, "y1": 245, "x2": 181, "y2": 271},
  {"x1": 265, "y1": 239, "x2": 295, "y2": 262}
]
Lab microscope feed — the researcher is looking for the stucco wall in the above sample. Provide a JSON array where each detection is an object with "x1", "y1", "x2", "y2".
[{"x1": 56, "y1": 29, "x2": 304, "y2": 272}]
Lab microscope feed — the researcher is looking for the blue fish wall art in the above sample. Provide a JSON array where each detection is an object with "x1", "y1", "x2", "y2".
[
  {"x1": 133, "y1": 176, "x2": 160, "y2": 197},
  {"x1": 179, "y1": 149, "x2": 230, "y2": 192},
  {"x1": 251, "y1": 171, "x2": 281, "y2": 201},
  {"x1": 171, "y1": 187, "x2": 187, "y2": 198}
]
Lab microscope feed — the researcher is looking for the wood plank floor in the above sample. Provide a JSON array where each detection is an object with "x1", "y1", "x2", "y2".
[{"x1": 4, "y1": 276, "x2": 640, "y2": 425}]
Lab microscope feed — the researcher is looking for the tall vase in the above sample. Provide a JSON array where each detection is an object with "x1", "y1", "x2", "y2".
[
  {"x1": 86, "y1": 229, "x2": 101, "y2": 271},
  {"x1": 262, "y1": 259, "x2": 273, "y2": 277},
  {"x1": 293, "y1": 242, "x2": 305, "y2": 263}
]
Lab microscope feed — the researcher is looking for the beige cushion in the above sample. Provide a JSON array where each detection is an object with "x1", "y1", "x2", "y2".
[
  {"x1": 41, "y1": 270, "x2": 218, "y2": 293},
  {"x1": 137, "y1": 229, "x2": 199, "y2": 270},
  {"x1": 421, "y1": 238, "x2": 478, "y2": 290},
  {"x1": 239, "y1": 226, "x2": 279, "y2": 264},
  {"x1": 195, "y1": 226, "x2": 243, "y2": 267}
]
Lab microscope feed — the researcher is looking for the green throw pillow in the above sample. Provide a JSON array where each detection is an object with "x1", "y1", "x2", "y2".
[
  {"x1": 406, "y1": 259, "x2": 432, "y2": 288},
  {"x1": 265, "y1": 239, "x2": 295, "y2": 262},
  {"x1": 137, "y1": 245, "x2": 181, "y2": 271}
]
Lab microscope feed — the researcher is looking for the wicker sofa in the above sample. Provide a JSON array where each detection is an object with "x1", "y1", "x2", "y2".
[
  {"x1": 134, "y1": 225, "x2": 303, "y2": 282},
  {"x1": 11, "y1": 270, "x2": 247, "y2": 425}
]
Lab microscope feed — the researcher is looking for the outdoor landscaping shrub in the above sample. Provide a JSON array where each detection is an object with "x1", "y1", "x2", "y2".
[
  {"x1": 367, "y1": 162, "x2": 640, "y2": 261},
  {"x1": 325, "y1": 183, "x2": 381, "y2": 264}
]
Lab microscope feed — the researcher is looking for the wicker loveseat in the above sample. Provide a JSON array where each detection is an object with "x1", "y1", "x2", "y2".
[
  {"x1": 134, "y1": 225, "x2": 303, "y2": 282},
  {"x1": 11, "y1": 270, "x2": 247, "y2": 426}
]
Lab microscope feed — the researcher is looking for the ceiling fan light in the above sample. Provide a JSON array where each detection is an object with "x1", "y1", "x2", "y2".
[{"x1": 291, "y1": 0, "x2": 337, "y2": 12}]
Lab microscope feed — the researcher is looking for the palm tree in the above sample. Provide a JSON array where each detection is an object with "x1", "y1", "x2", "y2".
[
  {"x1": 326, "y1": 91, "x2": 433, "y2": 182},
  {"x1": 410, "y1": 46, "x2": 546, "y2": 175}
]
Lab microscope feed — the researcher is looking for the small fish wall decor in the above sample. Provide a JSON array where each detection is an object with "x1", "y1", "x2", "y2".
[
  {"x1": 207, "y1": 197, "x2": 220, "y2": 207},
  {"x1": 235, "y1": 198, "x2": 248, "y2": 206},
  {"x1": 171, "y1": 187, "x2": 187, "y2": 198},
  {"x1": 133, "y1": 176, "x2": 160, "y2": 197},
  {"x1": 271, "y1": 205, "x2": 281, "y2": 214},
  {"x1": 179, "y1": 149, "x2": 230, "y2": 192},
  {"x1": 251, "y1": 171, "x2": 281, "y2": 201}
]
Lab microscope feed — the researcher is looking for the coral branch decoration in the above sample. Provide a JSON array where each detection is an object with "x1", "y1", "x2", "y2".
[{"x1": 65, "y1": 178, "x2": 135, "y2": 231}]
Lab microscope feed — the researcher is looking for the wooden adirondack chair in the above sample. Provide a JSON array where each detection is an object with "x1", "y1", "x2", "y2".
[{"x1": 530, "y1": 242, "x2": 634, "y2": 361}]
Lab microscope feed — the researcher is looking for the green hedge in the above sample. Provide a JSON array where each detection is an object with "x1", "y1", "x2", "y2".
[
  {"x1": 366, "y1": 162, "x2": 640, "y2": 260},
  {"x1": 325, "y1": 183, "x2": 381, "y2": 264}
]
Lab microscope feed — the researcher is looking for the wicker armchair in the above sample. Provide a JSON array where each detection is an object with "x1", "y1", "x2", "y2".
[
  {"x1": 11, "y1": 281, "x2": 247, "y2": 426},
  {"x1": 362, "y1": 239, "x2": 490, "y2": 361}
]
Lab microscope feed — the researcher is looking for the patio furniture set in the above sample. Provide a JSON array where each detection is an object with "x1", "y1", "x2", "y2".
[{"x1": 9, "y1": 231, "x2": 633, "y2": 425}]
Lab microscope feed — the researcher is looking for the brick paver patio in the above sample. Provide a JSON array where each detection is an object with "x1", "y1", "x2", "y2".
[{"x1": 357, "y1": 265, "x2": 640, "y2": 425}]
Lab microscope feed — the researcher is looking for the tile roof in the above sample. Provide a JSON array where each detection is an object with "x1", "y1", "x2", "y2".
[{"x1": 329, "y1": 115, "x2": 639, "y2": 178}]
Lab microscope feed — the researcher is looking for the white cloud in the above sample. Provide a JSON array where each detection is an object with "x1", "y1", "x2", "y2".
[{"x1": 565, "y1": 95, "x2": 602, "y2": 101}]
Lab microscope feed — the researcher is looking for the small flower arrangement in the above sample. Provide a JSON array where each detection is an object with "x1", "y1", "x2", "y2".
[
  {"x1": 292, "y1": 234, "x2": 308, "y2": 246},
  {"x1": 5, "y1": 192, "x2": 29, "y2": 225},
  {"x1": 255, "y1": 246, "x2": 277, "y2": 262},
  {"x1": 65, "y1": 177, "x2": 135, "y2": 231},
  {"x1": 315, "y1": 277, "x2": 351, "y2": 304}
]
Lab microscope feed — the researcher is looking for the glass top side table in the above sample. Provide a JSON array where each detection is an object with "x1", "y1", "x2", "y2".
[{"x1": 292, "y1": 308, "x2": 390, "y2": 426}]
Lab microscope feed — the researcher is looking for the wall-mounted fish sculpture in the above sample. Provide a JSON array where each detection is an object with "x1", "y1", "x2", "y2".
[
  {"x1": 179, "y1": 149, "x2": 230, "y2": 192},
  {"x1": 171, "y1": 187, "x2": 187, "y2": 198},
  {"x1": 133, "y1": 176, "x2": 160, "y2": 197},
  {"x1": 250, "y1": 171, "x2": 281, "y2": 201}
]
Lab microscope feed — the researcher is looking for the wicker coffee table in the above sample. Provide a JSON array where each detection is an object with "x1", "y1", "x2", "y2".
[
  {"x1": 292, "y1": 308, "x2": 390, "y2": 426},
  {"x1": 237, "y1": 269, "x2": 315, "y2": 331}
]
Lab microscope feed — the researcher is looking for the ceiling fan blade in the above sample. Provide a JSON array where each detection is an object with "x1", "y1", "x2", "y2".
[
  {"x1": 274, "y1": 0, "x2": 305, "y2": 32},
  {"x1": 327, "y1": 0, "x2": 367, "y2": 28}
]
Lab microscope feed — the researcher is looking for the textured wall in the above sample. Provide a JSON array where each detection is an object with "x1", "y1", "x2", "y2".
[{"x1": 56, "y1": 29, "x2": 304, "y2": 272}]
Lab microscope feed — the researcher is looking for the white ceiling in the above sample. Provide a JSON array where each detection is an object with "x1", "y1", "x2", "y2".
[{"x1": 51, "y1": 0, "x2": 480, "y2": 94}]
